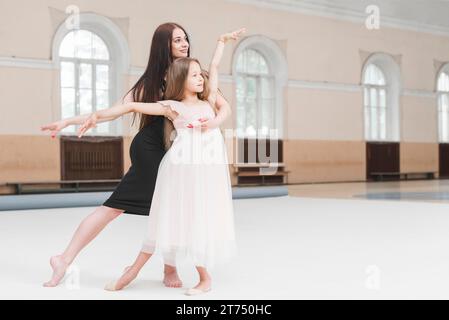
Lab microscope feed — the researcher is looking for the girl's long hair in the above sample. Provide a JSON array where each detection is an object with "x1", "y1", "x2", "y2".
[
  {"x1": 164, "y1": 57, "x2": 210, "y2": 101},
  {"x1": 127, "y1": 22, "x2": 190, "y2": 129}
]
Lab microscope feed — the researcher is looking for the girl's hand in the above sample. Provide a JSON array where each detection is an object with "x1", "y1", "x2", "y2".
[
  {"x1": 77, "y1": 113, "x2": 98, "y2": 138},
  {"x1": 187, "y1": 118, "x2": 219, "y2": 132},
  {"x1": 40, "y1": 120, "x2": 67, "y2": 138},
  {"x1": 219, "y1": 28, "x2": 246, "y2": 43}
]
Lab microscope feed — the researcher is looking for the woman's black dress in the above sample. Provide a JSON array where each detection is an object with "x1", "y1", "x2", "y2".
[{"x1": 103, "y1": 115, "x2": 166, "y2": 216}]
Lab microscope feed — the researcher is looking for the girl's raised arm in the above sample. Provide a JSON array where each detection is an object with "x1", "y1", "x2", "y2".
[{"x1": 207, "y1": 28, "x2": 246, "y2": 107}]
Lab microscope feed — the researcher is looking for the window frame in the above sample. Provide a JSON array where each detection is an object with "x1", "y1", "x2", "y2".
[
  {"x1": 232, "y1": 36, "x2": 287, "y2": 140},
  {"x1": 51, "y1": 13, "x2": 131, "y2": 137},
  {"x1": 235, "y1": 49, "x2": 276, "y2": 138},
  {"x1": 363, "y1": 64, "x2": 388, "y2": 141},
  {"x1": 437, "y1": 70, "x2": 449, "y2": 143},
  {"x1": 361, "y1": 53, "x2": 401, "y2": 142},
  {"x1": 58, "y1": 30, "x2": 114, "y2": 135}
]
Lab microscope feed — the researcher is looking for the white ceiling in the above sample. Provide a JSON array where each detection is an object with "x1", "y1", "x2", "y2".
[
  {"x1": 230, "y1": 0, "x2": 449, "y2": 36},
  {"x1": 297, "y1": 0, "x2": 449, "y2": 27}
]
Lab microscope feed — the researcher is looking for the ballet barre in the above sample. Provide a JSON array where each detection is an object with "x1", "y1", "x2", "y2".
[
  {"x1": 233, "y1": 163, "x2": 290, "y2": 186},
  {"x1": 369, "y1": 171, "x2": 437, "y2": 181},
  {"x1": 6, "y1": 179, "x2": 121, "y2": 195}
]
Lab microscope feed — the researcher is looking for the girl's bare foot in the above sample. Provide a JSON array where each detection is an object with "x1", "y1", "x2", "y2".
[
  {"x1": 43, "y1": 255, "x2": 69, "y2": 287},
  {"x1": 163, "y1": 270, "x2": 183, "y2": 288},
  {"x1": 185, "y1": 278, "x2": 212, "y2": 296},
  {"x1": 193, "y1": 278, "x2": 212, "y2": 291}
]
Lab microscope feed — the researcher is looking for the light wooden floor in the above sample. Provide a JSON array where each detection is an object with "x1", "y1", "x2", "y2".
[
  {"x1": 5, "y1": 194, "x2": 449, "y2": 299},
  {"x1": 287, "y1": 179, "x2": 449, "y2": 203}
]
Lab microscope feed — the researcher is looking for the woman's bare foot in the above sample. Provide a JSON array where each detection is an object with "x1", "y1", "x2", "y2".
[
  {"x1": 163, "y1": 270, "x2": 183, "y2": 288},
  {"x1": 104, "y1": 266, "x2": 137, "y2": 291},
  {"x1": 43, "y1": 255, "x2": 69, "y2": 287}
]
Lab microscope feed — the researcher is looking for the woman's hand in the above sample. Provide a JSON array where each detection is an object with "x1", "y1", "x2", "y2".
[
  {"x1": 218, "y1": 28, "x2": 246, "y2": 43},
  {"x1": 77, "y1": 113, "x2": 98, "y2": 138},
  {"x1": 40, "y1": 120, "x2": 68, "y2": 138},
  {"x1": 162, "y1": 104, "x2": 179, "y2": 122}
]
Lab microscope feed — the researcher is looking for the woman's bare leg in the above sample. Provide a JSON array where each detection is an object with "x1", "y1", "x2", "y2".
[
  {"x1": 43, "y1": 206, "x2": 123, "y2": 287},
  {"x1": 43, "y1": 205, "x2": 183, "y2": 288}
]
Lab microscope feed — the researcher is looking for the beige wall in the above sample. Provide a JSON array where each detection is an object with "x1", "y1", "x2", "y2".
[
  {"x1": 0, "y1": 135, "x2": 60, "y2": 183},
  {"x1": 284, "y1": 140, "x2": 366, "y2": 183},
  {"x1": 1, "y1": 0, "x2": 449, "y2": 185},
  {"x1": 0, "y1": 67, "x2": 55, "y2": 135},
  {"x1": 400, "y1": 143, "x2": 439, "y2": 174},
  {"x1": 286, "y1": 88, "x2": 364, "y2": 141},
  {"x1": 401, "y1": 95, "x2": 438, "y2": 143}
]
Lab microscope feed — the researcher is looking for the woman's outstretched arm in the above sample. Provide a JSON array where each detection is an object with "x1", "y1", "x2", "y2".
[
  {"x1": 96, "y1": 101, "x2": 169, "y2": 119},
  {"x1": 77, "y1": 101, "x2": 178, "y2": 137},
  {"x1": 41, "y1": 90, "x2": 135, "y2": 137},
  {"x1": 40, "y1": 111, "x2": 118, "y2": 137}
]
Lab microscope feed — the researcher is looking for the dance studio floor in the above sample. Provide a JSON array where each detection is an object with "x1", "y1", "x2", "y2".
[{"x1": 2, "y1": 180, "x2": 449, "y2": 299}]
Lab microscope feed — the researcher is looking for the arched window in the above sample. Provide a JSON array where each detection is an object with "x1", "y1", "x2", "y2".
[
  {"x1": 437, "y1": 68, "x2": 449, "y2": 142},
  {"x1": 59, "y1": 29, "x2": 111, "y2": 134},
  {"x1": 235, "y1": 49, "x2": 274, "y2": 137},
  {"x1": 363, "y1": 64, "x2": 387, "y2": 140},
  {"x1": 362, "y1": 53, "x2": 401, "y2": 142},
  {"x1": 232, "y1": 36, "x2": 287, "y2": 139},
  {"x1": 52, "y1": 13, "x2": 130, "y2": 136}
]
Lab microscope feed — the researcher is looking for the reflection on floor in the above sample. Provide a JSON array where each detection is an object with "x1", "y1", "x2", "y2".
[{"x1": 288, "y1": 179, "x2": 449, "y2": 203}]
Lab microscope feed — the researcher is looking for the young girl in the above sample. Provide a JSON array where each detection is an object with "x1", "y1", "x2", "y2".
[{"x1": 78, "y1": 28, "x2": 246, "y2": 295}]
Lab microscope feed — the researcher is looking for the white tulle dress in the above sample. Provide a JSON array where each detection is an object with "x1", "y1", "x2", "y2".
[{"x1": 141, "y1": 100, "x2": 236, "y2": 268}]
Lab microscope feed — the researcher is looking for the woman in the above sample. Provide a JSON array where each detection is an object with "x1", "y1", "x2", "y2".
[{"x1": 40, "y1": 22, "x2": 232, "y2": 288}]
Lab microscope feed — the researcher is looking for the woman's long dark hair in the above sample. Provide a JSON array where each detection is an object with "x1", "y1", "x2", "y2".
[{"x1": 128, "y1": 22, "x2": 190, "y2": 130}]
